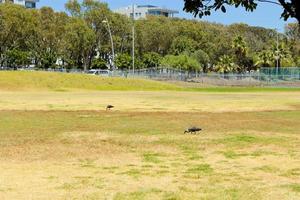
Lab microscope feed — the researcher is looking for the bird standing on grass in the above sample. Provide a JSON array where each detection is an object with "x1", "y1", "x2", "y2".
[
  {"x1": 106, "y1": 105, "x2": 114, "y2": 111},
  {"x1": 184, "y1": 127, "x2": 202, "y2": 134}
]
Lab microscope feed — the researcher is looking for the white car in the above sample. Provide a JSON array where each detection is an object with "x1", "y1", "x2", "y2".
[{"x1": 87, "y1": 69, "x2": 110, "y2": 76}]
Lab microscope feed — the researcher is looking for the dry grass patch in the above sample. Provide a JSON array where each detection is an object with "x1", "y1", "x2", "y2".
[
  {"x1": 0, "y1": 110, "x2": 299, "y2": 199},
  {"x1": 1, "y1": 91, "x2": 300, "y2": 113}
]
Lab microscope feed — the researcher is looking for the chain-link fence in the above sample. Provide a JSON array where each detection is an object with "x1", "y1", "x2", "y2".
[
  {"x1": 260, "y1": 67, "x2": 300, "y2": 77},
  {"x1": 1, "y1": 66, "x2": 300, "y2": 87},
  {"x1": 121, "y1": 67, "x2": 299, "y2": 79},
  {"x1": 115, "y1": 67, "x2": 300, "y2": 87}
]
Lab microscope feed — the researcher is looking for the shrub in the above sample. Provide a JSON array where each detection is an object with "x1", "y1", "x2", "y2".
[{"x1": 161, "y1": 54, "x2": 201, "y2": 71}]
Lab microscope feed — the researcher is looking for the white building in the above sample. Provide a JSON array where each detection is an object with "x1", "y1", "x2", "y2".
[
  {"x1": 114, "y1": 5, "x2": 179, "y2": 20},
  {"x1": 0, "y1": 0, "x2": 39, "y2": 8}
]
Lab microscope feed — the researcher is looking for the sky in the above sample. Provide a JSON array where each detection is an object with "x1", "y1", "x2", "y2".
[{"x1": 38, "y1": 0, "x2": 296, "y2": 32}]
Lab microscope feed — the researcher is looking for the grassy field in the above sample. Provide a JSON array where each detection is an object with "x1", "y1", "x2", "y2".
[
  {"x1": 0, "y1": 71, "x2": 180, "y2": 91},
  {"x1": 0, "y1": 91, "x2": 300, "y2": 112},
  {"x1": 1, "y1": 71, "x2": 300, "y2": 92},
  {"x1": 0, "y1": 72, "x2": 300, "y2": 200}
]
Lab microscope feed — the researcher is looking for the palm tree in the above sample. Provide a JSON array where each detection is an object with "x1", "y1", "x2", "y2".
[
  {"x1": 232, "y1": 36, "x2": 247, "y2": 59},
  {"x1": 271, "y1": 42, "x2": 291, "y2": 69},
  {"x1": 256, "y1": 50, "x2": 273, "y2": 67},
  {"x1": 232, "y1": 36, "x2": 250, "y2": 72},
  {"x1": 214, "y1": 55, "x2": 238, "y2": 73}
]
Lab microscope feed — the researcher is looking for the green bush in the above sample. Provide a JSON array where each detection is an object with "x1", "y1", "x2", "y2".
[
  {"x1": 91, "y1": 58, "x2": 108, "y2": 69},
  {"x1": 142, "y1": 52, "x2": 161, "y2": 68},
  {"x1": 115, "y1": 53, "x2": 132, "y2": 70},
  {"x1": 161, "y1": 54, "x2": 201, "y2": 71},
  {"x1": 5, "y1": 49, "x2": 31, "y2": 68},
  {"x1": 191, "y1": 50, "x2": 210, "y2": 72}
]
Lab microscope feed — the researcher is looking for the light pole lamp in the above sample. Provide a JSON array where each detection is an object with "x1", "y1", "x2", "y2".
[{"x1": 102, "y1": 18, "x2": 115, "y2": 70}]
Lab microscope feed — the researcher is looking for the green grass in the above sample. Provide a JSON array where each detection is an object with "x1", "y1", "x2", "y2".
[
  {"x1": 218, "y1": 134, "x2": 286, "y2": 147},
  {"x1": 185, "y1": 164, "x2": 213, "y2": 175},
  {"x1": 254, "y1": 166, "x2": 279, "y2": 173},
  {"x1": 286, "y1": 184, "x2": 300, "y2": 193},
  {"x1": 223, "y1": 150, "x2": 248, "y2": 159},
  {"x1": 282, "y1": 168, "x2": 300, "y2": 178},
  {"x1": 0, "y1": 71, "x2": 299, "y2": 92},
  {"x1": 143, "y1": 152, "x2": 162, "y2": 164},
  {"x1": 114, "y1": 189, "x2": 164, "y2": 200},
  {"x1": 0, "y1": 71, "x2": 180, "y2": 91}
]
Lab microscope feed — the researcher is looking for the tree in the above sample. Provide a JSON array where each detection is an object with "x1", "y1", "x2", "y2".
[
  {"x1": 62, "y1": 18, "x2": 96, "y2": 71},
  {"x1": 5, "y1": 49, "x2": 30, "y2": 68},
  {"x1": 232, "y1": 36, "x2": 247, "y2": 59},
  {"x1": 65, "y1": 0, "x2": 114, "y2": 69},
  {"x1": 65, "y1": 0, "x2": 82, "y2": 17},
  {"x1": 256, "y1": 50, "x2": 273, "y2": 67},
  {"x1": 161, "y1": 54, "x2": 201, "y2": 71},
  {"x1": 0, "y1": 4, "x2": 34, "y2": 67},
  {"x1": 28, "y1": 7, "x2": 68, "y2": 69},
  {"x1": 115, "y1": 53, "x2": 132, "y2": 70},
  {"x1": 231, "y1": 35, "x2": 254, "y2": 72},
  {"x1": 214, "y1": 55, "x2": 238, "y2": 73},
  {"x1": 136, "y1": 16, "x2": 174, "y2": 55},
  {"x1": 91, "y1": 58, "x2": 108, "y2": 69},
  {"x1": 271, "y1": 42, "x2": 291, "y2": 69},
  {"x1": 0, "y1": 2, "x2": 298, "y2": 72},
  {"x1": 256, "y1": 41, "x2": 292, "y2": 69},
  {"x1": 142, "y1": 52, "x2": 161, "y2": 68},
  {"x1": 191, "y1": 49, "x2": 210, "y2": 72},
  {"x1": 109, "y1": 13, "x2": 131, "y2": 55},
  {"x1": 296, "y1": 56, "x2": 300, "y2": 66},
  {"x1": 183, "y1": 0, "x2": 300, "y2": 24},
  {"x1": 169, "y1": 36, "x2": 197, "y2": 55},
  {"x1": 285, "y1": 23, "x2": 300, "y2": 65},
  {"x1": 285, "y1": 23, "x2": 300, "y2": 41}
]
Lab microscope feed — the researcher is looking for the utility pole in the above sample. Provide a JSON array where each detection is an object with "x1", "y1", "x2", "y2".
[
  {"x1": 132, "y1": 4, "x2": 135, "y2": 75},
  {"x1": 276, "y1": 31, "x2": 279, "y2": 76},
  {"x1": 102, "y1": 18, "x2": 115, "y2": 70}
]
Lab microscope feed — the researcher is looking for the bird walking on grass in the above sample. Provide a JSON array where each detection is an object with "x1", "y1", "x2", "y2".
[
  {"x1": 184, "y1": 127, "x2": 202, "y2": 134},
  {"x1": 106, "y1": 105, "x2": 114, "y2": 111}
]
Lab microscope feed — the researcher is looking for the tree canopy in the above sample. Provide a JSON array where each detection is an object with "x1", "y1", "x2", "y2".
[
  {"x1": 0, "y1": 1, "x2": 299, "y2": 73},
  {"x1": 183, "y1": 0, "x2": 300, "y2": 24}
]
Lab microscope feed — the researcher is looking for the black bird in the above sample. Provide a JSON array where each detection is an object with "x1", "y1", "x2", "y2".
[
  {"x1": 184, "y1": 127, "x2": 202, "y2": 134},
  {"x1": 106, "y1": 105, "x2": 114, "y2": 110}
]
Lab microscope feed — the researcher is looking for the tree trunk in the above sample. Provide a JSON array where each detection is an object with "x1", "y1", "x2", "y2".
[
  {"x1": 278, "y1": 59, "x2": 281, "y2": 74},
  {"x1": 83, "y1": 63, "x2": 87, "y2": 72}
]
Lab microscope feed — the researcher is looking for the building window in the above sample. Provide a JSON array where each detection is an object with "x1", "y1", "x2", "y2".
[
  {"x1": 25, "y1": 1, "x2": 36, "y2": 8},
  {"x1": 149, "y1": 10, "x2": 161, "y2": 16}
]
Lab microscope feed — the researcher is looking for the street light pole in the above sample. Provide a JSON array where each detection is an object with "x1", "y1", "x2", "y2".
[
  {"x1": 275, "y1": 29, "x2": 279, "y2": 76},
  {"x1": 132, "y1": 4, "x2": 135, "y2": 75},
  {"x1": 102, "y1": 18, "x2": 115, "y2": 70}
]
